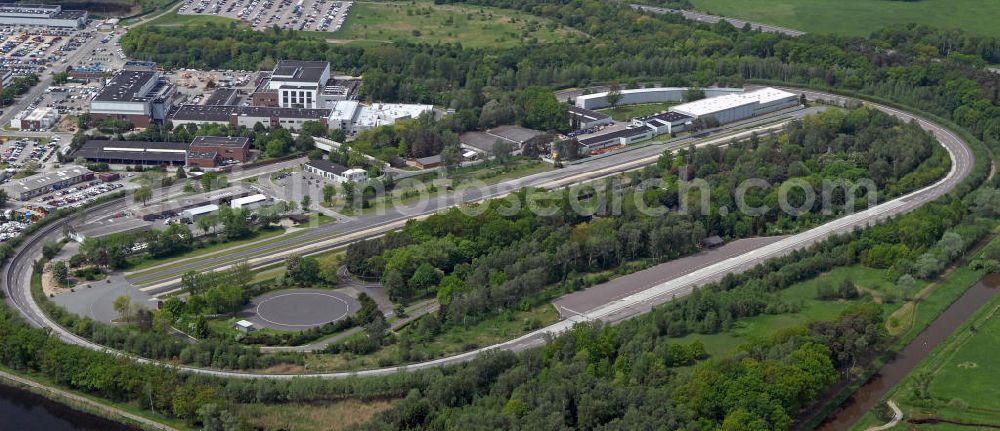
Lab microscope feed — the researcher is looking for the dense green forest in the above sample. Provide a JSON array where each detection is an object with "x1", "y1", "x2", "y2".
[{"x1": 2, "y1": 0, "x2": 1000, "y2": 429}]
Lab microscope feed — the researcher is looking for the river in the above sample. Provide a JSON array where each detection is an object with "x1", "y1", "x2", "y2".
[
  {"x1": 814, "y1": 273, "x2": 1000, "y2": 431},
  {"x1": 0, "y1": 382, "x2": 137, "y2": 431}
]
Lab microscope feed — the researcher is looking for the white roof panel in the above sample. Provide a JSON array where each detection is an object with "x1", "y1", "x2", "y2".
[
  {"x1": 231, "y1": 193, "x2": 268, "y2": 207},
  {"x1": 671, "y1": 87, "x2": 796, "y2": 117},
  {"x1": 183, "y1": 204, "x2": 219, "y2": 216}
]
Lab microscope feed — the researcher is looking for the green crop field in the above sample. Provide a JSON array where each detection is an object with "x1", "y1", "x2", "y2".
[
  {"x1": 928, "y1": 305, "x2": 1000, "y2": 412},
  {"x1": 331, "y1": 1, "x2": 581, "y2": 48},
  {"x1": 690, "y1": 0, "x2": 1000, "y2": 37}
]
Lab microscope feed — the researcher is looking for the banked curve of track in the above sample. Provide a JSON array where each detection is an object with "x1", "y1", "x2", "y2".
[{"x1": 0, "y1": 89, "x2": 976, "y2": 379}]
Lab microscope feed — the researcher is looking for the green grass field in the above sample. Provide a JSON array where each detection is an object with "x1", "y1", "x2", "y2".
[
  {"x1": 598, "y1": 102, "x2": 674, "y2": 121},
  {"x1": 331, "y1": 1, "x2": 580, "y2": 48},
  {"x1": 142, "y1": 10, "x2": 238, "y2": 27},
  {"x1": 928, "y1": 304, "x2": 1000, "y2": 412},
  {"x1": 690, "y1": 0, "x2": 1000, "y2": 37},
  {"x1": 303, "y1": 304, "x2": 560, "y2": 372},
  {"x1": 674, "y1": 266, "x2": 908, "y2": 358}
]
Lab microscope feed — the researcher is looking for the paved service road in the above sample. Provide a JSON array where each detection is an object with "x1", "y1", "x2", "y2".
[
  {"x1": 0, "y1": 89, "x2": 974, "y2": 379},
  {"x1": 630, "y1": 4, "x2": 806, "y2": 37}
]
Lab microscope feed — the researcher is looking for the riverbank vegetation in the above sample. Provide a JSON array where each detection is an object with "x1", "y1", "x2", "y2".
[{"x1": 851, "y1": 235, "x2": 1000, "y2": 430}]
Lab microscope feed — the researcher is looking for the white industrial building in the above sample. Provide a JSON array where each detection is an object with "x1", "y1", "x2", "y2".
[
  {"x1": 231, "y1": 193, "x2": 271, "y2": 210},
  {"x1": 577, "y1": 125, "x2": 657, "y2": 154},
  {"x1": 181, "y1": 204, "x2": 219, "y2": 223},
  {"x1": 572, "y1": 87, "x2": 798, "y2": 155},
  {"x1": 328, "y1": 100, "x2": 361, "y2": 131},
  {"x1": 353, "y1": 103, "x2": 434, "y2": 132},
  {"x1": 304, "y1": 159, "x2": 368, "y2": 184},
  {"x1": 575, "y1": 87, "x2": 743, "y2": 110},
  {"x1": 670, "y1": 87, "x2": 799, "y2": 125},
  {"x1": 10, "y1": 106, "x2": 58, "y2": 130},
  {"x1": 0, "y1": 4, "x2": 87, "y2": 28},
  {"x1": 326, "y1": 102, "x2": 433, "y2": 135},
  {"x1": 266, "y1": 60, "x2": 330, "y2": 109}
]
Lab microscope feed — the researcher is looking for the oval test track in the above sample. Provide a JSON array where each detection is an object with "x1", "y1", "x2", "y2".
[
  {"x1": 0, "y1": 89, "x2": 975, "y2": 380},
  {"x1": 254, "y1": 291, "x2": 353, "y2": 328}
]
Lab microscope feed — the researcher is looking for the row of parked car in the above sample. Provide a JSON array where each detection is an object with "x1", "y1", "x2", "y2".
[
  {"x1": 0, "y1": 220, "x2": 29, "y2": 242},
  {"x1": 565, "y1": 124, "x2": 612, "y2": 138},
  {"x1": 42, "y1": 181, "x2": 123, "y2": 209}
]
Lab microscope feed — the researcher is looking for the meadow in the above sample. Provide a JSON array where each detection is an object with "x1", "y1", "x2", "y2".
[
  {"x1": 331, "y1": 0, "x2": 581, "y2": 48},
  {"x1": 674, "y1": 266, "x2": 910, "y2": 358},
  {"x1": 690, "y1": 0, "x2": 1000, "y2": 37}
]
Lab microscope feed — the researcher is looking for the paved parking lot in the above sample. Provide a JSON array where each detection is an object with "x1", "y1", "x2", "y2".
[
  {"x1": 34, "y1": 181, "x2": 126, "y2": 210},
  {"x1": 179, "y1": 0, "x2": 353, "y2": 32},
  {"x1": 0, "y1": 29, "x2": 81, "y2": 76},
  {"x1": 0, "y1": 137, "x2": 58, "y2": 170},
  {"x1": 40, "y1": 83, "x2": 99, "y2": 122},
  {"x1": 0, "y1": 24, "x2": 125, "y2": 135}
]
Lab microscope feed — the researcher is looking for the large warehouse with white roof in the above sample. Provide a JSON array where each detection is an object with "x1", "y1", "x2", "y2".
[
  {"x1": 670, "y1": 87, "x2": 799, "y2": 125},
  {"x1": 574, "y1": 87, "x2": 743, "y2": 110}
]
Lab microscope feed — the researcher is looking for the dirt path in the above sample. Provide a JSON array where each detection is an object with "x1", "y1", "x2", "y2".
[{"x1": 865, "y1": 400, "x2": 902, "y2": 431}]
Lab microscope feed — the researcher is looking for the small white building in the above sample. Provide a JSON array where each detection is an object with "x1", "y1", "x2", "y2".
[
  {"x1": 304, "y1": 159, "x2": 368, "y2": 184},
  {"x1": 234, "y1": 320, "x2": 256, "y2": 333},
  {"x1": 327, "y1": 100, "x2": 361, "y2": 132},
  {"x1": 568, "y1": 105, "x2": 613, "y2": 130},
  {"x1": 230, "y1": 193, "x2": 271, "y2": 210},
  {"x1": 631, "y1": 111, "x2": 692, "y2": 135},
  {"x1": 10, "y1": 107, "x2": 59, "y2": 131},
  {"x1": 181, "y1": 204, "x2": 219, "y2": 223}
]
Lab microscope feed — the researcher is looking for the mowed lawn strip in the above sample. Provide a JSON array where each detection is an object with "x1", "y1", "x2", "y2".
[
  {"x1": 144, "y1": 9, "x2": 241, "y2": 27},
  {"x1": 598, "y1": 102, "x2": 675, "y2": 122},
  {"x1": 125, "y1": 229, "x2": 307, "y2": 282}
]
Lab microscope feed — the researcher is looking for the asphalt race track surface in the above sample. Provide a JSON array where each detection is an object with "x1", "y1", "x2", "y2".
[{"x1": 246, "y1": 289, "x2": 358, "y2": 331}]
